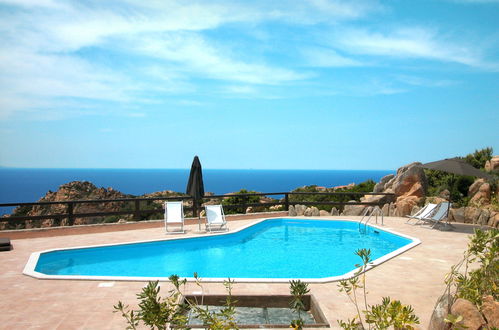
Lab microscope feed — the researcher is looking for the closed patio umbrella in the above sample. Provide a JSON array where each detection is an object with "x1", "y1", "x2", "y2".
[{"x1": 186, "y1": 156, "x2": 205, "y2": 229}]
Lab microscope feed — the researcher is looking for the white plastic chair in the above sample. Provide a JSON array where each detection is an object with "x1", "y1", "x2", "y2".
[
  {"x1": 405, "y1": 203, "x2": 437, "y2": 224},
  {"x1": 164, "y1": 201, "x2": 185, "y2": 234},
  {"x1": 205, "y1": 204, "x2": 228, "y2": 232}
]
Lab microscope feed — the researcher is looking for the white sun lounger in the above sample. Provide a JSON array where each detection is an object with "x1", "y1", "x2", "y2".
[
  {"x1": 421, "y1": 202, "x2": 451, "y2": 229},
  {"x1": 405, "y1": 203, "x2": 437, "y2": 224},
  {"x1": 205, "y1": 204, "x2": 228, "y2": 233},
  {"x1": 164, "y1": 201, "x2": 185, "y2": 234}
]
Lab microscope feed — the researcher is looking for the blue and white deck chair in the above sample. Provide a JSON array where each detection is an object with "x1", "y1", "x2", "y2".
[
  {"x1": 205, "y1": 204, "x2": 228, "y2": 233},
  {"x1": 164, "y1": 201, "x2": 185, "y2": 234},
  {"x1": 421, "y1": 202, "x2": 451, "y2": 229},
  {"x1": 405, "y1": 203, "x2": 437, "y2": 224}
]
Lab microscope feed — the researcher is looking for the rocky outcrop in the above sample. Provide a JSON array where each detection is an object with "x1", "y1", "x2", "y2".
[
  {"x1": 371, "y1": 162, "x2": 427, "y2": 217},
  {"x1": 389, "y1": 163, "x2": 427, "y2": 216},
  {"x1": 4, "y1": 181, "x2": 131, "y2": 229},
  {"x1": 373, "y1": 174, "x2": 395, "y2": 193},
  {"x1": 289, "y1": 205, "x2": 328, "y2": 217},
  {"x1": 447, "y1": 207, "x2": 498, "y2": 227},
  {"x1": 330, "y1": 207, "x2": 339, "y2": 216},
  {"x1": 342, "y1": 201, "x2": 367, "y2": 216},
  {"x1": 451, "y1": 298, "x2": 486, "y2": 330},
  {"x1": 1, "y1": 181, "x2": 189, "y2": 230},
  {"x1": 310, "y1": 206, "x2": 320, "y2": 216},
  {"x1": 429, "y1": 293, "x2": 453, "y2": 330},
  {"x1": 319, "y1": 210, "x2": 329, "y2": 216},
  {"x1": 468, "y1": 179, "x2": 491, "y2": 206},
  {"x1": 295, "y1": 204, "x2": 306, "y2": 216},
  {"x1": 485, "y1": 155, "x2": 499, "y2": 172},
  {"x1": 481, "y1": 295, "x2": 499, "y2": 328}
]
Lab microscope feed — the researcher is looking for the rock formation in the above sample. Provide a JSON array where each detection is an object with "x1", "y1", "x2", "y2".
[
  {"x1": 342, "y1": 201, "x2": 367, "y2": 216},
  {"x1": 1, "y1": 181, "x2": 187, "y2": 230},
  {"x1": 485, "y1": 155, "x2": 499, "y2": 172},
  {"x1": 365, "y1": 162, "x2": 427, "y2": 217},
  {"x1": 468, "y1": 179, "x2": 491, "y2": 206},
  {"x1": 451, "y1": 298, "x2": 486, "y2": 330}
]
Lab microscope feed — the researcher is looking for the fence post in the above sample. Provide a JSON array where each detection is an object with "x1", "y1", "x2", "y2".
[
  {"x1": 241, "y1": 195, "x2": 246, "y2": 214},
  {"x1": 133, "y1": 200, "x2": 141, "y2": 220},
  {"x1": 67, "y1": 202, "x2": 74, "y2": 225},
  {"x1": 193, "y1": 198, "x2": 198, "y2": 217},
  {"x1": 284, "y1": 193, "x2": 289, "y2": 211}
]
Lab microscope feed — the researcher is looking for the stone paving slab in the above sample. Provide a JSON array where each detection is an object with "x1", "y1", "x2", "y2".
[{"x1": 0, "y1": 216, "x2": 478, "y2": 329}]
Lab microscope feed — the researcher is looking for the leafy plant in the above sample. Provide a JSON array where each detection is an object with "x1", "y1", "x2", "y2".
[
  {"x1": 424, "y1": 169, "x2": 474, "y2": 206},
  {"x1": 289, "y1": 280, "x2": 310, "y2": 329},
  {"x1": 114, "y1": 274, "x2": 238, "y2": 330},
  {"x1": 289, "y1": 180, "x2": 376, "y2": 212},
  {"x1": 364, "y1": 297, "x2": 419, "y2": 330},
  {"x1": 338, "y1": 249, "x2": 420, "y2": 330},
  {"x1": 443, "y1": 314, "x2": 466, "y2": 329},
  {"x1": 188, "y1": 273, "x2": 238, "y2": 330},
  {"x1": 464, "y1": 147, "x2": 493, "y2": 170},
  {"x1": 445, "y1": 229, "x2": 499, "y2": 307},
  {"x1": 113, "y1": 277, "x2": 188, "y2": 330},
  {"x1": 222, "y1": 189, "x2": 263, "y2": 214}
]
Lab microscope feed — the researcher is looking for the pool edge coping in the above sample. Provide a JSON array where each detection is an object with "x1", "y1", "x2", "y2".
[{"x1": 23, "y1": 218, "x2": 421, "y2": 283}]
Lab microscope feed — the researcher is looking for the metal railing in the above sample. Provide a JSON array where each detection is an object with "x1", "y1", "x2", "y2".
[
  {"x1": 358, "y1": 206, "x2": 384, "y2": 233},
  {"x1": 0, "y1": 191, "x2": 395, "y2": 229}
]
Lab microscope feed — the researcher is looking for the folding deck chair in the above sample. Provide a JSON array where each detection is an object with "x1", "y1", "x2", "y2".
[
  {"x1": 164, "y1": 201, "x2": 185, "y2": 234},
  {"x1": 421, "y1": 202, "x2": 452, "y2": 229},
  {"x1": 405, "y1": 203, "x2": 437, "y2": 224},
  {"x1": 205, "y1": 204, "x2": 228, "y2": 233}
]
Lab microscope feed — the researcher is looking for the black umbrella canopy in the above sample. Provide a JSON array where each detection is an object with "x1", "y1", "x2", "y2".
[
  {"x1": 421, "y1": 157, "x2": 493, "y2": 180},
  {"x1": 186, "y1": 156, "x2": 205, "y2": 200}
]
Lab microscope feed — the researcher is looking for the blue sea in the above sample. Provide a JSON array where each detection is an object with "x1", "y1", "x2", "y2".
[{"x1": 0, "y1": 168, "x2": 393, "y2": 214}]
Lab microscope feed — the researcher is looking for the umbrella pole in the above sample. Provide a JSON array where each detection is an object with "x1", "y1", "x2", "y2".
[
  {"x1": 445, "y1": 178, "x2": 454, "y2": 229},
  {"x1": 197, "y1": 199, "x2": 202, "y2": 231}
]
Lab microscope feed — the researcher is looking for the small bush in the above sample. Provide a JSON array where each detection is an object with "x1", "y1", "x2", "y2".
[
  {"x1": 289, "y1": 180, "x2": 376, "y2": 212},
  {"x1": 222, "y1": 189, "x2": 262, "y2": 214}
]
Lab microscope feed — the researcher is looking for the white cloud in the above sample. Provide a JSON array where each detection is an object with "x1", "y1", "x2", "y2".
[
  {"x1": 134, "y1": 33, "x2": 310, "y2": 85},
  {"x1": 302, "y1": 47, "x2": 363, "y2": 67},
  {"x1": 395, "y1": 75, "x2": 459, "y2": 87},
  {"x1": 306, "y1": 0, "x2": 382, "y2": 20},
  {"x1": 334, "y1": 27, "x2": 495, "y2": 69},
  {"x1": 0, "y1": 0, "x2": 64, "y2": 9},
  {"x1": 177, "y1": 100, "x2": 204, "y2": 106},
  {"x1": 0, "y1": 0, "x2": 497, "y2": 121},
  {"x1": 2, "y1": 0, "x2": 339, "y2": 119},
  {"x1": 448, "y1": 0, "x2": 499, "y2": 3}
]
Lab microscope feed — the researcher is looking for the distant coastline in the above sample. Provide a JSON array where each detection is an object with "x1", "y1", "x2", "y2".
[{"x1": 0, "y1": 168, "x2": 393, "y2": 214}]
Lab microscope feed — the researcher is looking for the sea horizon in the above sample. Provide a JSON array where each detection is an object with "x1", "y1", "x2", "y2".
[{"x1": 0, "y1": 168, "x2": 393, "y2": 214}]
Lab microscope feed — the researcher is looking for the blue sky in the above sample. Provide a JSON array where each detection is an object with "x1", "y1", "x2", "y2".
[{"x1": 0, "y1": 0, "x2": 498, "y2": 170}]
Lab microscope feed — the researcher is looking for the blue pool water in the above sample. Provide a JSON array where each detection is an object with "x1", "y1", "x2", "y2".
[{"x1": 34, "y1": 219, "x2": 413, "y2": 279}]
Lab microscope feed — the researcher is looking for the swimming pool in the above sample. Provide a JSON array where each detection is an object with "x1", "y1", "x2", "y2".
[{"x1": 24, "y1": 218, "x2": 420, "y2": 282}]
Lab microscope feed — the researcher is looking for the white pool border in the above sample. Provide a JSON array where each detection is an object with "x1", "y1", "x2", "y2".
[{"x1": 23, "y1": 218, "x2": 421, "y2": 283}]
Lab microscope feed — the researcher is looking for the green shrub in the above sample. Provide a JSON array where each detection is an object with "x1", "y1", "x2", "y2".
[
  {"x1": 289, "y1": 280, "x2": 310, "y2": 329},
  {"x1": 424, "y1": 170, "x2": 474, "y2": 206},
  {"x1": 289, "y1": 180, "x2": 376, "y2": 212},
  {"x1": 222, "y1": 189, "x2": 262, "y2": 214},
  {"x1": 114, "y1": 274, "x2": 238, "y2": 330},
  {"x1": 446, "y1": 229, "x2": 498, "y2": 306},
  {"x1": 464, "y1": 147, "x2": 493, "y2": 169},
  {"x1": 424, "y1": 147, "x2": 496, "y2": 207},
  {"x1": 338, "y1": 249, "x2": 420, "y2": 329}
]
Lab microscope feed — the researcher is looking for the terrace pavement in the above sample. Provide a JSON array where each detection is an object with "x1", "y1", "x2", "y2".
[{"x1": 0, "y1": 215, "x2": 479, "y2": 329}]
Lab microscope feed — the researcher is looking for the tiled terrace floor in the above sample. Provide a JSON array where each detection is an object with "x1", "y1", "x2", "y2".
[{"x1": 0, "y1": 215, "x2": 478, "y2": 329}]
